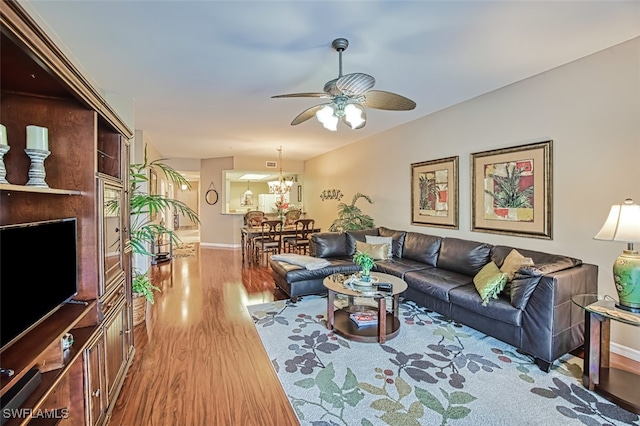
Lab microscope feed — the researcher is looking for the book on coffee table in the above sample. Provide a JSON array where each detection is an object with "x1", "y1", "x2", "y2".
[{"x1": 350, "y1": 312, "x2": 378, "y2": 327}]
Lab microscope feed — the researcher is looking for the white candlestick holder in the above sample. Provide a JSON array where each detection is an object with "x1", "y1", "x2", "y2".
[
  {"x1": 0, "y1": 145, "x2": 9, "y2": 184},
  {"x1": 25, "y1": 148, "x2": 50, "y2": 187}
]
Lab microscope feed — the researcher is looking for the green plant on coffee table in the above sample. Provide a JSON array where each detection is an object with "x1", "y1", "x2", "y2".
[
  {"x1": 353, "y1": 251, "x2": 376, "y2": 280},
  {"x1": 132, "y1": 269, "x2": 161, "y2": 304}
]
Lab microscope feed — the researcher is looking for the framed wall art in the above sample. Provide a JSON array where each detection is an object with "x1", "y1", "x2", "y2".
[
  {"x1": 471, "y1": 140, "x2": 552, "y2": 239},
  {"x1": 411, "y1": 156, "x2": 459, "y2": 228}
]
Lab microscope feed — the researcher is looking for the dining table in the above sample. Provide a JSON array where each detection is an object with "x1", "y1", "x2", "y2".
[{"x1": 241, "y1": 223, "x2": 321, "y2": 264}]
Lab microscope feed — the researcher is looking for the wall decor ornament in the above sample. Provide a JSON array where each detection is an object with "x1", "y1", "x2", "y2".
[
  {"x1": 471, "y1": 140, "x2": 553, "y2": 239},
  {"x1": 411, "y1": 156, "x2": 459, "y2": 229},
  {"x1": 320, "y1": 189, "x2": 343, "y2": 201}
]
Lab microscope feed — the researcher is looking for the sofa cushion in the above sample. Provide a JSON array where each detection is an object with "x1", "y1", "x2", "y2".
[
  {"x1": 378, "y1": 227, "x2": 407, "y2": 258},
  {"x1": 473, "y1": 261, "x2": 508, "y2": 306},
  {"x1": 437, "y1": 238, "x2": 493, "y2": 276},
  {"x1": 346, "y1": 229, "x2": 379, "y2": 256},
  {"x1": 365, "y1": 235, "x2": 393, "y2": 259},
  {"x1": 374, "y1": 258, "x2": 431, "y2": 279},
  {"x1": 510, "y1": 270, "x2": 543, "y2": 310},
  {"x1": 404, "y1": 268, "x2": 472, "y2": 303},
  {"x1": 449, "y1": 285, "x2": 523, "y2": 326},
  {"x1": 402, "y1": 232, "x2": 442, "y2": 267},
  {"x1": 355, "y1": 240, "x2": 389, "y2": 261},
  {"x1": 310, "y1": 232, "x2": 349, "y2": 258}
]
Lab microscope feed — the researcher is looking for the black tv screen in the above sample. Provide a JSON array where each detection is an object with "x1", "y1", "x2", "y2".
[{"x1": 0, "y1": 218, "x2": 78, "y2": 350}]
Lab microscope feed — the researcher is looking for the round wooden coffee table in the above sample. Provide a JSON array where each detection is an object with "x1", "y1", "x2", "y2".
[{"x1": 323, "y1": 272, "x2": 407, "y2": 343}]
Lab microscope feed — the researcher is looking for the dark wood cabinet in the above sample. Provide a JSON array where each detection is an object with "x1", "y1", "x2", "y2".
[{"x1": 0, "y1": 2, "x2": 134, "y2": 425}]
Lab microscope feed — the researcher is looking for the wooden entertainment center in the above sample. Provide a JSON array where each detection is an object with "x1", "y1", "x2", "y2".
[{"x1": 1, "y1": 2, "x2": 134, "y2": 425}]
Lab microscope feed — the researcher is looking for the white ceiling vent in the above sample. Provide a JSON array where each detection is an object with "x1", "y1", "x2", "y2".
[{"x1": 266, "y1": 161, "x2": 277, "y2": 168}]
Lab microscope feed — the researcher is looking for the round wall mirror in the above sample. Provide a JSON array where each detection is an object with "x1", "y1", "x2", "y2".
[{"x1": 205, "y1": 189, "x2": 219, "y2": 205}]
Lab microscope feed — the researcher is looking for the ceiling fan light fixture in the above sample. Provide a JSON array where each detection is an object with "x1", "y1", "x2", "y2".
[
  {"x1": 344, "y1": 103, "x2": 365, "y2": 129},
  {"x1": 272, "y1": 37, "x2": 415, "y2": 129},
  {"x1": 316, "y1": 105, "x2": 338, "y2": 131}
]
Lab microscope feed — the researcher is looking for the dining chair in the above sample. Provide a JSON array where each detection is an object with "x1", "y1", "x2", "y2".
[
  {"x1": 284, "y1": 209, "x2": 302, "y2": 226},
  {"x1": 283, "y1": 218, "x2": 315, "y2": 255},
  {"x1": 244, "y1": 210, "x2": 265, "y2": 227},
  {"x1": 254, "y1": 219, "x2": 283, "y2": 265}
]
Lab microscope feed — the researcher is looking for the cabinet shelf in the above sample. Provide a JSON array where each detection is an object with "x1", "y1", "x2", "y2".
[
  {"x1": 2, "y1": 326, "x2": 98, "y2": 426},
  {"x1": 0, "y1": 183, "x2": 81, "y2": 195},
  {"x1": 0, "y1": 301, "x2": 96, "y2": 397}
]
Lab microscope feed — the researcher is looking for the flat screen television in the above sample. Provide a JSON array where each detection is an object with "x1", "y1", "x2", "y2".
[{"x1": 0, "y1": 218, "x2": 78, "y2": 351}]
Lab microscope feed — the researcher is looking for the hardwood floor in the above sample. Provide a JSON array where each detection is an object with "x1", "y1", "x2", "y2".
[
  {"x1": 109, "y1": 247, "x2": 296, "y2": 426},
  {"x1": 110, "y1": 246, "x2": 640, "y2": 425}
]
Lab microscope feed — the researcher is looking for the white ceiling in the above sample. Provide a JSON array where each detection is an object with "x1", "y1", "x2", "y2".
[{"x1": 24, "y1": 1, "x2": 640, "y2": 162}]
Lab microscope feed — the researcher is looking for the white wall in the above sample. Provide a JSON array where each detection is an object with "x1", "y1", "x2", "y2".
[{"x1": 305, "y1": 38, "x2": 640, "y2": 355}]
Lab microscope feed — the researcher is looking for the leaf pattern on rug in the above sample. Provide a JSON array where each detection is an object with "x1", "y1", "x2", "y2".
[
  {"x1": 247, "y1": 296, "x2": 640, "y2": 426},
  {"x1": 531, "y1": 377, "x2": 639, "y2": 425}
]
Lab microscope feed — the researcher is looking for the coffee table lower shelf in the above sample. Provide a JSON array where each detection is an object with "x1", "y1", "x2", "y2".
[{"x1": 331, "y1": 309, "x2": 401, "y2": 343}]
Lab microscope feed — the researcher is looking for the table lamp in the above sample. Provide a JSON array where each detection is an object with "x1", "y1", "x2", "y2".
[{"x1": 594, "y1": 198, "x2": 640, "y2": 312}]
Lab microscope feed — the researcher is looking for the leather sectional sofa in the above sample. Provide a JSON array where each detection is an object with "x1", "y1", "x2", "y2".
[{"x1": 270, "y1": 226, "x2": 598, "y2": 371}]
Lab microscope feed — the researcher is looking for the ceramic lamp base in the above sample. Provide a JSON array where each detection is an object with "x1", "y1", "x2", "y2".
[{"x1": 613, "y1": 249, "x2": 640, "y2": 313}]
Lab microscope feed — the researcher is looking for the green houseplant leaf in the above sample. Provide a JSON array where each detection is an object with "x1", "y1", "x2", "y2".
[{"x1": 329, "y1": 192, "x2": 375, "y2": 232}]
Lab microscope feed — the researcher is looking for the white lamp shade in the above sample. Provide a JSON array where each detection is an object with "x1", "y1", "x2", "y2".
[{"x1": 594, "y1": 199, "x2": 640, "y2": 242}]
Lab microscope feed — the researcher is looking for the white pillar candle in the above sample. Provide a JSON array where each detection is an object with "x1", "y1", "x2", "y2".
[
  {"x1": 26, "y1": 125, "x2": 48, "y2": 150},
  {"x1": 0, "y1": 124, "x2": 7, "y2": 146}
]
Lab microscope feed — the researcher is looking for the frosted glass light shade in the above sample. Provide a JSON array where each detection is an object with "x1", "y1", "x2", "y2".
[
  {"x1": 316, "y1": 105, "x2": 338, "y2": 131},
  {"x1": 344, "y1": 104, "x2": 365, "y2": 129}
]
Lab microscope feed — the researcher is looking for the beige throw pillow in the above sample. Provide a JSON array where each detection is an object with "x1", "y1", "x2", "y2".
[
  {"x1": 355, "y1": 241, "x2": 390, "y2": 261},
  {"x1": 500, "y1": 249, "x2": 535, "y2": 281},
  {"x1": 365, "y1": 235, "x2": 393, "y2": 259}
]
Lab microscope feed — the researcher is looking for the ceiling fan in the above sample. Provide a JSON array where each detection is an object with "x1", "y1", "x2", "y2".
[{"x1": 272, "y1": 38, "x2": 417, "y2": 131}]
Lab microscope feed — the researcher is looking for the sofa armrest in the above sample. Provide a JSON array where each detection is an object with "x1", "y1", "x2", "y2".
[{"x1": 520, "y1": 263, "x2": 598, "y2": 363}]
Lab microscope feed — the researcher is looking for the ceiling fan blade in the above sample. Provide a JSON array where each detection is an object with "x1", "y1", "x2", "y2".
[
  {"x1": 323, "y1": 78, "x2": 341, "y2": 96},
  {"x1": 336, "y1": 73, "x2": 375, "y2": 95},
  {"x1": 362, "y1": 90, "x2": 416, "y2": 111},
  {"x1": 291, "y1": 104, "x2": 327, "y2": 125},
  {"x1": 272, "y1": 92, "x2": 328, "y2": 99}
]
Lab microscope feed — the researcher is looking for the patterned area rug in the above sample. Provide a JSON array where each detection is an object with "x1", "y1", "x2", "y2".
[
  {"x1": 247, "y1": 296, "x2": 639, "y2": 426},
  {"x1": 173, "y1": 243, "x2": 196, "y2": 258}
]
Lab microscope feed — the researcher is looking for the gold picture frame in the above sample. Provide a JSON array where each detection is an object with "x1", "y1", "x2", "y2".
[
  {"x1": 471, "y1": 140, "x2": 553, "y2": 239},
  {"x1": 411, "y1": 156, "x2": 459, "y2": 229}
]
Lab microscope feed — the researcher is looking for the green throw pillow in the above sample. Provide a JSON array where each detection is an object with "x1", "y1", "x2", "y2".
[{"x1": 473, "y1": 261, "x2": 508, "y2": 306}]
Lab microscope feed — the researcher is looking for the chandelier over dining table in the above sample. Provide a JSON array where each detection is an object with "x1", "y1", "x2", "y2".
[{"x1": 268, "y1": 146, "x2": 293, "y2": 195}]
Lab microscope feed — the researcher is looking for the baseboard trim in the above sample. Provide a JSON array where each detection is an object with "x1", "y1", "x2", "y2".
[
  {"x1": 200, "y1": 242, "x2": 239, "y2": 249},
  {"x1": 611, "y1": 342, "x2": 640, "y2": 363}
]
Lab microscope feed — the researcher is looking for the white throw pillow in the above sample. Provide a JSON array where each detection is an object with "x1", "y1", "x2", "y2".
[{"x1": 365, "y1": 235, "x2": 393, "y2": 260}]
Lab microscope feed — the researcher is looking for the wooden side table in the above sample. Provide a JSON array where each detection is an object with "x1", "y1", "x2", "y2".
[{"x1": 572, "y1": 294, "x2": 640, "y2": 414}]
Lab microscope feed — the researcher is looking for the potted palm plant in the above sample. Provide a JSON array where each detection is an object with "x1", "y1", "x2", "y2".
[
  {"x1": 129, "y1": 145, "x2": 200, "y2": 323},
  {"x1": 353, "y1": 251, "x2": 376, "y2": 282},
  {"x1": 132, "y1": 269, "x2": 161, "y2": 326},
  {"x1": 329, "y1": 192, "x2": 375, "y2": 232}
]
